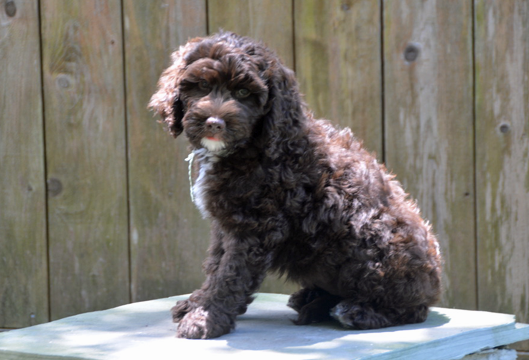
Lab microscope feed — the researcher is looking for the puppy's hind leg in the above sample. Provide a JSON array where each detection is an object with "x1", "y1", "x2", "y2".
[
  {"x1": 287, "y1": 288, "x2": 322, "y2": 312},
  {"x1": 330, "y1": 300, "x2": 430, "y2": 330},
  {"x1": 330, "y1": 300, "x2": 393, "y2": 330},
  {"x1": 288, "y1": 288, "x2": 341, "y2": 325}
]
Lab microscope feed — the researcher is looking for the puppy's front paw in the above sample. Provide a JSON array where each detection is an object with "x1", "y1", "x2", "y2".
[{"x1": 176, "y1": 307, "x2": 234, "y2": 339}]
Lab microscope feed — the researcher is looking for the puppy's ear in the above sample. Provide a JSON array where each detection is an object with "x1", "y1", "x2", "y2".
[
  {"x1": 259, "y1": 58, "x2": 307, "y2": 157},
  {"x1": 149, "y1": 40, "x2": 198, "y2": 137}
]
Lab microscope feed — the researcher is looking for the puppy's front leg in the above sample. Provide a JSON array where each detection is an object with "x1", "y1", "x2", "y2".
[{"x1": 174, "y1": 235, "x2": 268, "y2": 339}]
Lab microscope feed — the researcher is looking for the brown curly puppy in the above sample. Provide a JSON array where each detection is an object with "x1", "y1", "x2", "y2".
[{"x1": 149, "y1": 32, "x2": 442, "y2": 339}]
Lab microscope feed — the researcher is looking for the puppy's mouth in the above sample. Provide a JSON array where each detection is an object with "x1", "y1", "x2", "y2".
[
  {"x1": 200, "y1": 136, "x2": 226, "y2": 153},
  {"x1": 200, "y1": 117, "x2": 228, "y2": 153}
]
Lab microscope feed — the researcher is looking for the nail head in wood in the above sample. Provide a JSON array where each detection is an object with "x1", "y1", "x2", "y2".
[
  {"x1": 5, "y1": 0, "x2": 16, "y2": 17},
  {"x1": 404, "y1": 44, "x2": 420, "y2": 62},
  {"x1": 499, "y1": 123, "x2": 510, "y2": 134}
]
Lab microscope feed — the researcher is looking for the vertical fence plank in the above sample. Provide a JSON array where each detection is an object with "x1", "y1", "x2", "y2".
[
  {"x1": 294, "y1": 0, "x2": 382, "y2": 157},
  {"x1": 475, "y1": 0, "x2": 529, "y2": 326},
  {"x1": 384, "y1": 0, "x2": 476, "y2": 309},
  {"x1": 124, "y1": 0, "x2": 208, "y2": 302},
  {"x1": 207, "y1": 0, "x2": 294, "y2": 68},
  {"x1": 41, "y1": 0, "x2": 129, "y2": 320},
  {"x1": 0, "y1": 0, "x2": 48, "y2": 327},
  {"x1": 207, "y1": 0, "x2": 297, "y2": 294}
]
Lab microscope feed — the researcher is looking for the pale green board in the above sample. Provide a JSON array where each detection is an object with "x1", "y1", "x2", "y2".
[{"x1": 0, "y1": 294, "x2": 528, "y2": 360}]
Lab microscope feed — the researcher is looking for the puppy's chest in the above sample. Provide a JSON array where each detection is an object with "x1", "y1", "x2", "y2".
[{"x1": 192, "y1": 155, "x2": 260, "y2": 219}]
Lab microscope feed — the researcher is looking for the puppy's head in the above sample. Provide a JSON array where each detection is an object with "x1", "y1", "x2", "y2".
[{"x1": 149, "y1": 32, "x2": 301, "y2": 155}]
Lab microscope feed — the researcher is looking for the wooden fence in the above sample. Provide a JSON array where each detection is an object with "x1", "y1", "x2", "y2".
[{"x1": 1, "y1": 0, "x2": 528, "y2": 339}]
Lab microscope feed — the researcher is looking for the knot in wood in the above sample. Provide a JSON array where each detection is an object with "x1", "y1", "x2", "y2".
[
  {"x1": 47, "y1": 178, "x2": 63, "y2": 197},
  {"x1": 5, "y1": 0, "x2": 16, "y2": 17},
  {"x1": 56, "y1": 74, "x2": 71, "y2": 89}
]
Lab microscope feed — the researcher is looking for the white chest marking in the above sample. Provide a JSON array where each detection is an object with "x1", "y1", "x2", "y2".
[{"x1": 189, "y1": 149, "x2": 218, "y2": 219}]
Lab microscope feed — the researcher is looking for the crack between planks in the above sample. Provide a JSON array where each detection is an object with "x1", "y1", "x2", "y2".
[
  {"x1": 119, "y1": 0, "x2": 133, "y2": 305},
  {"x1": 36, "y1": 0, "x2": 52, "y2": 324}
]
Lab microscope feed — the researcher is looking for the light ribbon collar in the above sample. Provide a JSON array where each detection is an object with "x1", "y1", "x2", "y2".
[{"x1": 185, "y1": 152, "x2": 195, "y2": 203}]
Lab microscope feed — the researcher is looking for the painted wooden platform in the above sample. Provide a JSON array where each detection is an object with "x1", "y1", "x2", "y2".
[{"x1": 0, "y1": 294, "x2": 528, "y2": 360}]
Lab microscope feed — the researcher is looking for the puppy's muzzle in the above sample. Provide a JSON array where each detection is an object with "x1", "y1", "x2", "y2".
[{"x1": 205, "y1": 117, "x2": 226, "y2": 135}]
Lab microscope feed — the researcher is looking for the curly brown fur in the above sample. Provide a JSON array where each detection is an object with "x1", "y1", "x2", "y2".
[{"x1": 149, "y1": 32, "x2": 442, "y2": 339}]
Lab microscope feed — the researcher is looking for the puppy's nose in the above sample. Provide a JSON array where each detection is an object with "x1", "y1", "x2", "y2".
[{"x1": 205, "y1": 117, "x2": 226, "y2": 134}]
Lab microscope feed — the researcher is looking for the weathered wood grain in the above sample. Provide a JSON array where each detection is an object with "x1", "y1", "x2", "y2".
[
  {"x1": 294, "y1": 0, "x2": 382, "y2": 157},
  {"x1": 41, "y1": 0, "x2": 129, "y2": 320},
  {"x1": 383, "y1": 0, "x2": 476, "y2": 309},
  {"x1": 207, "y1": 0, "x2": 298, "y2": 294},
  {"x1": 475, "y1": 0, "x2": 529, "y2": 327},
  {"x1": 207, "y1": 0, "x2": 294, "y2": 68},
  {"x1": 124, "y1": 0, "x2": 209, "y2": 302},
  {"x1": 1, "y1": 0, "x2": 528, "y2": 330},
  {"x1": 0, "y1": 0, "x2": 48, "y2": 327}
]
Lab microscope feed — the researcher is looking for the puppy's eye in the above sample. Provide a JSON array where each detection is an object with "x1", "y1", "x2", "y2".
[
  {"x1": 235, "y1": 88, "x2": 251, "y2": 99},
  {"x1": 198, "y1": 80, "x2": 210, "y2": 90}
]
